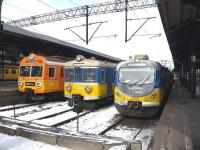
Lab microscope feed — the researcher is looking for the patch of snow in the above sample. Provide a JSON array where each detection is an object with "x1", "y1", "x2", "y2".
[
  {"x1": 33, "y1": 110, "x2": 84, "y2": 126},
  {"x1": 108, "y1": 145, "x2": 128, "y2": 150},
  {"x1": 0, "y1": 103, "x2": 29, "y2": 111},
  {"x1": 0, "y1": 133, "x2": 71, "y2": 150},
  {"x1": 0, "y1": 102, "x2": 68, "y2": 118},
  {"x1": 105, "y1": 125, "x2": 140, "y2": 141},
  {"x1": 17, "y1": 104, "x2": 71, "y2": 121},
  {"x1": 135, "y1": 124, "x2": 157, "y2": 150},
  {"x1": 59, "y1": 106, "x2": 119, "y2": 134}
]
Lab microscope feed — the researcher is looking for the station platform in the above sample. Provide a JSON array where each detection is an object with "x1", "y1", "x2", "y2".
[
  {"x1": 0, "y1": 81, "x2": 21, "y2": 106},
  {"x1": 152, "y1": 80, "x2": 200, "y2": 150},
  {"x1": 0, "y1": 81, "x2": 18, "y2": 92}
]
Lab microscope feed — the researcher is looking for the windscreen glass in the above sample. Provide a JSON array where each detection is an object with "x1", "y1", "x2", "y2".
[
  {"x1": 83, "y1": 69, "x2": 96, "y2": 82},
  {"x1": 119, "y1": 67, "x2": 155, "y2": 85}
]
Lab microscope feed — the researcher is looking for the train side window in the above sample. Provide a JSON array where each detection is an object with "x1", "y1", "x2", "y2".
[
  {"x1": 5, "y1": 69, "x2": 9, "y2": 74},
  {"x1": 100, "y1": 70, "x2": 105, "y2": 82},
  {"x1": 61, "y1": 68, "x2": 63, "y2": 77},
  {"x1": 49, "y1": 67, "x2": 55, "y2": 78},
  {"x1": 11, "y1": 70, "x2": 16, "y2": 74}
]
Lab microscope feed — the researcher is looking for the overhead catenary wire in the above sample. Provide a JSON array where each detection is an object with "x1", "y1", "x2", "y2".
[{"x1": 3, "y1": 1, "x2": 34, "y2": 15}]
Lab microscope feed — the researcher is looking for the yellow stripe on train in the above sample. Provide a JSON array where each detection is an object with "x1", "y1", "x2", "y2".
[
  {"x1": 114, "y1": 88, "x2": 161, "y2": 103},
  {"x1": 64, "y1": 83, "x2": 115, "y2": 98},
  {"x1": 19, "y1": 80, "x2": 63, "y2": 93}
]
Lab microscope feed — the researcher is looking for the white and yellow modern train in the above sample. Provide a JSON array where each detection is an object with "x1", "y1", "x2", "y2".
[{"x1": 114, "y1": 55, "x2": 173, "y2": 117}]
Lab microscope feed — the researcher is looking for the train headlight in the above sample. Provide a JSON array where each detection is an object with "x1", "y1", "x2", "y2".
[
  {"x1": 66, "y1": 85, "x2": 72, "y2": 92},
  {"x1": 36, "y1": 82, "x2": 42, "y2": 89},
  {"x1": 85, "y1": 86, "x2": 92, "y2": 93},
  {"x1": 76, "y1": 55, "x2": 85, "y2": 62},
  {"x1": 116, "y1": 92, "x2": 120, "y2": 97},
  {"x1": 150, "y1": 93, "x2": 157, "y2": 99},
  {"x1": 18, "y1": 81, "x2": 23, "y2": 87}
]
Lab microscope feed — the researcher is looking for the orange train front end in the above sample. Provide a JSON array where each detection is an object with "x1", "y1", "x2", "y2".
[{"x1": 18, "y1": 54, "x2": 65, "y2": 101}]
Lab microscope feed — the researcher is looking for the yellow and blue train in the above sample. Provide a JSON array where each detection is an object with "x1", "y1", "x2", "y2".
[
  {"x1": 64, "y1": 55, "x2": 116, "y2": 107},
  {"x1": 114, "y1": 55, "x2": 173, "y2": 117}
]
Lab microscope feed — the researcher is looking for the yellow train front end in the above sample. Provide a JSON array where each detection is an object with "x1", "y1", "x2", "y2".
[
  {"x1": 65, "y1": 82, "x2": 109, "y2": 101},
  {"x1": 114, "y1": 60, "x2": 165, "y2": 118},
  {"x1": 64, "y1": 55, "x2": 116, "y2": 108},
  {"x1": 18, "y1": 54, "x2": 65, "y2": 101}
]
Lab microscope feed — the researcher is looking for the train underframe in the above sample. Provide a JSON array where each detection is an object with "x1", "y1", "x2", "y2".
[
  {"x1": 19, "y1": 89, "x2": 64, "y2": 101},
  {"x1": 67, "y1": 94, "x2": 114, "y2": 110},
  {"x1": 114, "y1": 102, "x2": 160, "y2": 118}
]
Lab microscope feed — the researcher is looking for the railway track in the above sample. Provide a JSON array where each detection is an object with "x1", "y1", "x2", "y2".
[
  {"x1": 0, "y1": 102, "x2": 44, "y2": 112},
  {"x1": 0, "y1": 102, "x2": 158, "y2": 149}
]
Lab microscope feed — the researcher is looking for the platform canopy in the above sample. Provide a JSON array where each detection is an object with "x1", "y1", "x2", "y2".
[
  {"x1": 157, "y1": 0, "x2": 200, "y2": 70},
  {"x1": 0, "y1": 23, "x2": 122, "y2": 63}
]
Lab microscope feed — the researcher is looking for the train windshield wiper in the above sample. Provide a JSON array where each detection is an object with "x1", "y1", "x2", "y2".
[
  {"x1": 128, "y1": 79, "x2": 144, "y2": 87},
  {"x1": 139, "y1": 74, "x2": 152, "y2": 87}
]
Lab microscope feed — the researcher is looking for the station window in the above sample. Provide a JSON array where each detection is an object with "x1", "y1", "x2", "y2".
[
  {"x1": 49, "y1": 67, "x2": 55, "y2": 78},
  {"x1": 61, "y1": 68, "x2": 63, "y2": 77},
  {"x1": 11, "y1": 70, "x2": 16, "y2": 74},
  {"x1": 100, "y1": 70, "x2": 105, "y2": 82}
]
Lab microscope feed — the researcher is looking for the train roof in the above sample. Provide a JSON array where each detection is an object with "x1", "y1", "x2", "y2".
[
  {"x1": 64, "y1": 56, "x2": 116, "y2": 68},
  {"x1": 116, "y1": 60, "x2": 163, "y2": 70},
  {"x1": 46, "y1": 56, "x2": 71, "y2": 63},
  {"x1": 20, "y1": 54, "x2": 69, "y2": 66}
]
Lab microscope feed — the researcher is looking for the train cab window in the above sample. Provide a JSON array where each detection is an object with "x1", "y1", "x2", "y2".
[
  {"x1": 31, "y1": 66, "x2": 43, "y2": 77},
  {"x1": 100, "y1": 70, "x2": 105, "y2": 82},
  {"x1": 20, "y1": 66, "x2": 31, "y2": 77},
  {"x1": 75, "y1": 68, "x2": 82, "y2": 82},
  {"x1": 11, "y1": 70, "x2": 16, "y2": 74},
  {"x1": 61, "y1": 68, "x2": 63, "y2": 77},
  {"x1": 83, "y1": 69, "x2": 96, "y2": 82},
  {"x1": 49, "y1": 67, "x2": 55, "y2": 78},
  {"x1": 65, "y1": 69, "x2": 74, "y2": 81}
]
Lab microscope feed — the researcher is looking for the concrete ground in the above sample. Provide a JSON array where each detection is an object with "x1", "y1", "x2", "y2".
[
  {"x1": 152, "y1": 80, "x2": 200, "y2": 150},
  {"x1": 0, "y1": 81, "x2": 22, "y2": 106},
  {"x1": 0, "y1": 81, "x2": 18, "y2": 91}
]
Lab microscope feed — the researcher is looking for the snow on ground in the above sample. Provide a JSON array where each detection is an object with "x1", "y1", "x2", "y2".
[
  {"x1": 0, "y1": 101, "x2": 68, "y2": 118},
  {"x1": 17, "y1": 103, "x2": 71, "y2": 121},
  {"x1": 0, "y1": 133, "x2": 71, "y2": 150},
  {"x1": 0, "y1": 103, "x2": 30, "y2": 111},
  {"x1": 105, "y1": 125, "x2": 141, "y2": 141},
  {"x1": 135, "y1": 122, "x2": 157, "y2": 150},
  {"x1": 59, "y1": 106, "x2": 120, "y2": 134},
  {"x1": 33, "y1": 110, "x2": 87, "y2": 126}
]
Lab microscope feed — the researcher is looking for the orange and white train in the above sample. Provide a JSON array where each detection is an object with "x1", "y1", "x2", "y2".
[{"x1": 18, "y1": 54, "x2": 69, "y2": 101}]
